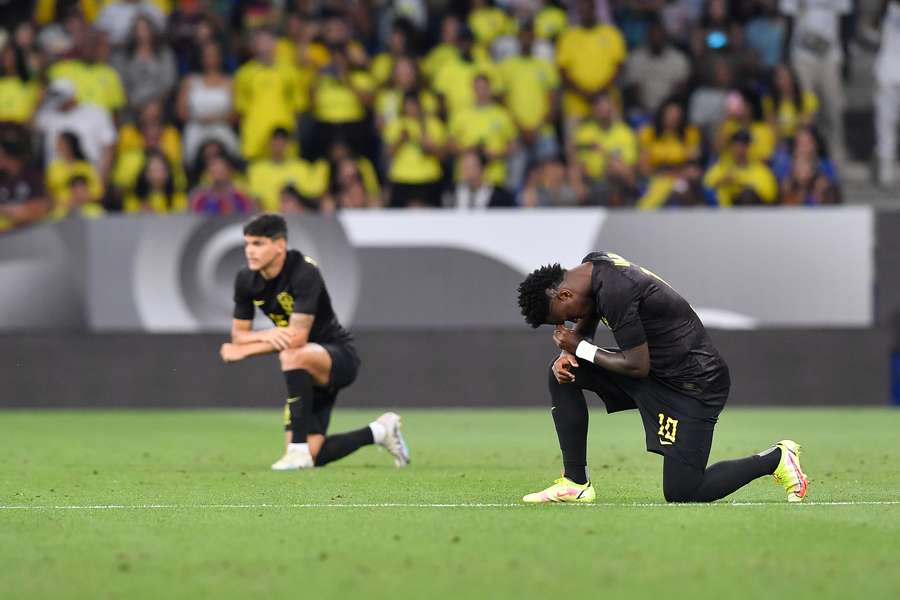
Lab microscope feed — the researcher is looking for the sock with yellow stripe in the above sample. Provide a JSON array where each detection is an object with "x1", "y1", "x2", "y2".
[{"x1": 283, "y1": 369, "x2": 314, "y2": 443}]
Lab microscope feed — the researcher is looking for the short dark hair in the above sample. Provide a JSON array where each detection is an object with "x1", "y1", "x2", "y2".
[
  {"x1": 517, "y1": 264, "x2": 566, "y2": 328},
  {"x1": 243, "y1": 213, "x2": 287, "y2": 240}
]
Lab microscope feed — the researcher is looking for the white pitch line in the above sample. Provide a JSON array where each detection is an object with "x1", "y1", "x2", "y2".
[{"x1": 0, "y1": 501, "x2": 898, "y2": 511}]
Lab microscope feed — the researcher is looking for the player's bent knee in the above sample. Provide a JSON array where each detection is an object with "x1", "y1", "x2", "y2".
[{"x1": 279, "y1": 347, "x2": 310, "y2": 370}]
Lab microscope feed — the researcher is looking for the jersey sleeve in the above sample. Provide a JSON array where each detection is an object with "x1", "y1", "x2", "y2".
[
  {"x1": 598, "y1": 270, "x2": 647, "y2": 351},
  {"x1": 232, "y1": 272, "x2": 255, "y2": 320},
  {"x1": 291, "y1": 261, "x2": 324, "y2": 315}
]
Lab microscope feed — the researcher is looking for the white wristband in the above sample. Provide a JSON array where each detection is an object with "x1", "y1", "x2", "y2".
[{"x1": 575, "y1": 340, "x2": 599, "y2": 362}]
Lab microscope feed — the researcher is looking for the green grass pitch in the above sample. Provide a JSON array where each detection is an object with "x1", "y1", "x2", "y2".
[{"x1": 1, "y1": 408, "x2": 898, "y2": 599}]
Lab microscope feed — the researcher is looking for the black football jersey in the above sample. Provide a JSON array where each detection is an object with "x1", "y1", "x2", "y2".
[
  {"x1": 233, "y1": 249, "x2": 352, "y2": 345},
  {"x1": 582, "y1": 252, "x2": 729, "y2": 404}
]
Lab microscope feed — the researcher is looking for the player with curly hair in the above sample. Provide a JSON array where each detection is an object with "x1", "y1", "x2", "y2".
[{"x1": 516, "y1": 252, "x2": 808, "y2": 503}]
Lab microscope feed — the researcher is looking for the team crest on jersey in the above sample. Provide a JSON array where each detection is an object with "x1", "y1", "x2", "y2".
[
  {"x1": 276, "y1": 291, "x2": 294, "y2": 314},
  {"x1": 253, "y1": 300, "x2": 264, "y2": 306}
]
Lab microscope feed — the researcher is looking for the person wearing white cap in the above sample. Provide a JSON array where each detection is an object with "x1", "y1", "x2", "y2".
[{"x1": 34, "y1": 78, "x2": 117, "y2": 181}]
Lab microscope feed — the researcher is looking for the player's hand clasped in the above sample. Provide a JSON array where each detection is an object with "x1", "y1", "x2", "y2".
[
  {"x1": 260, "y1": 327, "x2": 295, "y2": 351},
  {"x1": 553, "y1": 325, "x2": 582, "y2": 354},
  {"x1": 220, "y1": 343, "x2": 246, "y2": 363},
  {"x1": 552, "y1": 351, "x2": 579, "y2": 384}
]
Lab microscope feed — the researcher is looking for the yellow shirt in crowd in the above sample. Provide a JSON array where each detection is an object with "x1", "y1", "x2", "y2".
[
  {"x1": 449, "y1": 102, "x2": 517, "y2": 185},
  {"x1": 717, "y1": 120, "x2": 777, "y2": 163},
  {"x1": 313, "y1": 71, "x2": 376, "y2": 124},
  {"x1": 48, "y1": 60, "x2": 126, "y2": 114},
  {"x1": 535, "y1": 5, "x2": 568, "y2": 40},
  {"x1": 46, "y1": 159, "x2": 104, "y2": 208},
  {"x1": 123, "y1": 190, "x2": 188, "y2": 214},
  {"x1": 433, "y1": 56, "x2": 502, "y2": 118},
  {"x1": 498, "y1": 55, "x2": 559, "y2": 131},
  {"x1": 375, "y1": 88, "x2": 439, "y2": 125},
  {"x1": 556, "y1": 23, "x2": 626, "y2": 118},
  {"x1": 421, "y1": 43, "x2": 460, "y2": 83},
  {"x1": 638, "y1": 125, "x2": 701, "y2": 170},
  {"x1": 703, "y1": 158, "x2": 778, "y2": 207},
  {"x1": 0, "y1": 77, "x2": 40, "y2": 123},
  {"x1": 248, "y1": 158, "x2": 330, "y2": 212},
  {"x1": 234, "y1": 60, "x2": 299, "y2": 160},
  {"x1": 573, "y1": 120, "x2": 637, "y2": 179},
  {"x1": 384, "y1": 116, "x2": 446, "y2": 184},
  {"x1": 468, "y1": 7, "x2": 516, "y2": 47},
  {"x1": 762, "y1": 91, "x2": 819, "y2": 138}
]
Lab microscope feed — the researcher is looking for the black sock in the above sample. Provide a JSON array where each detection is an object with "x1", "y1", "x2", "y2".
[
  {"x1": 664, "y1": 448, "x2": 782, "y2": 502},
  {"x1": 548, "y1": 366, "x2": 589, "y2": 485},
  {"x1": 315, "y1": 427, "x2": 375, "y2": 466},
  {"x1": 283, "y1": 369, "x2": 314, "y2": 443}
]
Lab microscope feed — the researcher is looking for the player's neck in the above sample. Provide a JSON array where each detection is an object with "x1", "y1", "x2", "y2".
[{"x1": 260, "y1": 252, "x2": 287, "y2": 280}]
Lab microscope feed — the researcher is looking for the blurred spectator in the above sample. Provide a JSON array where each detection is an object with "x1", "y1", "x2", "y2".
[
  {"x1": 113, "y1": 99, "x2": 182, "y2": 193},
  {"x1": 703, "y1": 129, "x2": 778, "y2": 206},
  {"x1": 449, "y1": 74, "x2": 518, "y2": 187},
  {"x1": 371, "y1": 18, "x2": 416, "y2": 87},
  {"x1": 0, "y1": 132, "x2": 49, "y2": 232},
  {"x1": 556, "y1": 0, "x2": 626, "y2": 123},
  {"x1": 570, "y1": 92, "x2": 638, "y2": 206},
  {"x1": 248, "y1": 128, "x2": 328, "y2": 213},
  {"x1": 625, "y1": 18, "x2": 690, "y2": 117},
  {"x1": 780, "y1": 0, "x2": 849, "y2": 167},
  {"x1": 637, "y1": 97, "x2": 702, "y2": 209},
  {"x1": 0, "y1": 42, "x2": 41, "y2": 124},
  {"x1": 384, "y1": 91, "x2": 447, "y2": 208},
  {"x1": 744, "y1": 0, "x2": 786, "y2": 70},
  {"x1": 374, "y1": 55, "x2": 438, "y2": 131},
  {"x1": 35, "y1": 78, "x2": 117, "y2": 180},
  {"x1": 326, "y1": 139, "x2": 381, "y2": 205},
  {"x1": 763, "y1": 63, "x2": 818, "y2": 143},
  {"x1": 433, "y1": 25, "x2": 500, "y2": 119},
  {"x1": 46, "y1": 131, "x2": 104, "y2": 215},
  {"x1": 234, "y1": 28, "x2": 299, "y2": 161},
  {"x1": 176, "y1": 40, "x2": 239, "y2": 169},
  {"x1": 280, "y1": 184, "x2": 322, "y2": 214},
  {"x1": 310, "y1": 46, "x2": 376, "y2": 160},
  {"x1": 48, "y1": 29, "x2": 125, "y2": 119},
  {"x1": 443, "y1": 149, "x2": 515, "y2": 209},
  {"x1": 500, "y1": 21, "x2": 560, "y2": 189},
  {"x1": 14, "y1": 21, "x2": 44, "y2": 77},
  {"x1": 113, "y1": 15, "x2": 177, "y2": 116},
  {"x1": 716, "y1": 90, "x2": 776, "y2": 163},
  {"x1": 95, "y1": 0, "x2": 165, "y2": 47},
  {"x1": 639, "y1": 97, "x2": 701, "y2": 175},
  {"x1": 421, "y1": 15, "x2": 461, "y2": 83},
  {"x1": 33, "y1": 1, "x2": 103, "y2": 26},
  {"x1": 188, "y1": 155, "x2": 256, "y2": 214},
  {"x1": 534, "y1": 0, "x2": 569, "y2": 43},
  {"x1": 780, "y1": 155, "x2": 840, "y2": 204},
  {"x1": 772, "y1": 124, "x2": 839, "y2": 185},
  {"x1": 329, "y1": 157, "x2": 378, "y2": 210},
  {"x1": 521, "y1": 156, "x2": 580, "y2": 207},
  {"x1": 688, "y1": 57, "x2": 733, "y2": 139},
  {"x1": 57, "y1": 175, "x2": 105, "y2": 219},
  {"x1": 124, "y1": 150, "x2": 187, "y2": 213},
  {"x1": 469, "y1": 0, "x2": 516, "y2": 50},
  {"x1": 874, "y1": 0, "x2": 900, "y2": 188}
]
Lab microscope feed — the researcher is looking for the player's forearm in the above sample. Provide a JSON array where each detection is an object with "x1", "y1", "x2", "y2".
[
  {"x1": 590, "y1": 349, "x2": 649, "y2": 378},
  {"x1": 238, "y1": 340, "x2": 277, "y2": 358},
  {"x1": 231, "y1": 329, "x2": 265, "y2": 344}
]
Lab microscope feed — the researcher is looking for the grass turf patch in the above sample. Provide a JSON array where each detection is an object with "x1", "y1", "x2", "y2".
[{"x1": 1, "y1": 408, "x2": 898, "y2": 599}]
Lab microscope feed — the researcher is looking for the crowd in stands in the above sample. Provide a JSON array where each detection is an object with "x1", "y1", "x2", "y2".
[{"x1": 0, "y1": 0, "x2": 878, "y2": 233}]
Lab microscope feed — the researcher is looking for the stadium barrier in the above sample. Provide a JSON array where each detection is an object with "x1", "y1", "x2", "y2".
[{"x1": 1, "y1": 207, "x2": 896, "y2": 407}]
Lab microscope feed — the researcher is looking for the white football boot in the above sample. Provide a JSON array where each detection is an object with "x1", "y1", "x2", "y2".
[
  {"x1": 376, "y1": 412, "x2": 410, "y2": 467},
  {"x1": 271, "y1": 443, "x2": 314, "y2": 470}
]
